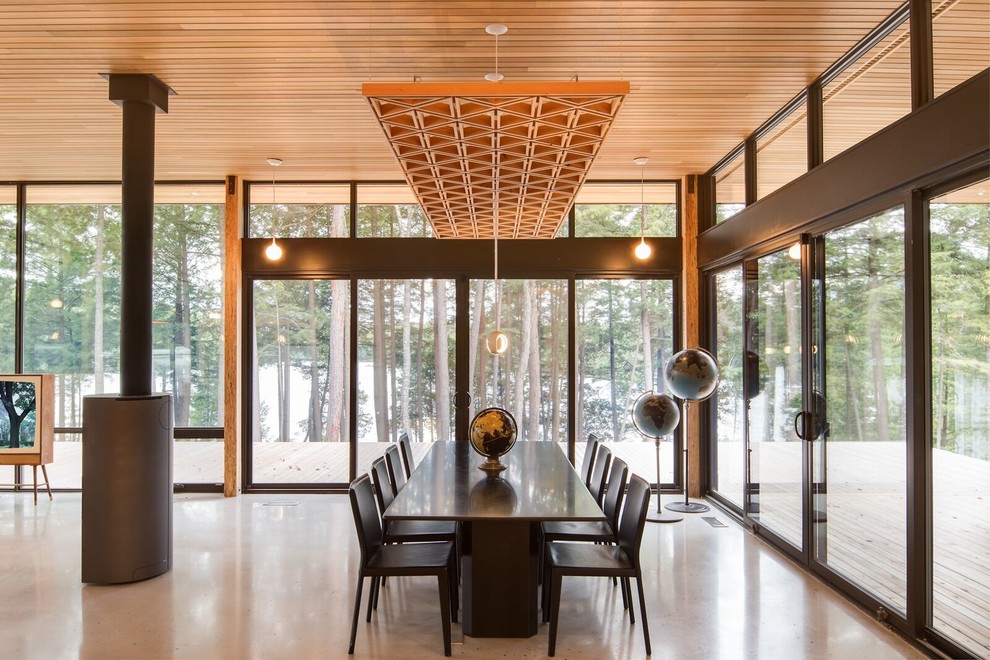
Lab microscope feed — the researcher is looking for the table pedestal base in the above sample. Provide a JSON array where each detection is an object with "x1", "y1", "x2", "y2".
[{"x1": 461, "y1": 520, "x2": 539, "y2": 638}]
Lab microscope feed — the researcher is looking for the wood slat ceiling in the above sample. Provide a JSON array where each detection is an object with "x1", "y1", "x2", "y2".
[
  {"x1": 0, "y1": 1, "x2": 967, "y2": 188},
  {"x1": 364, "y1": 81, "x2": 628, "y2": 238}
]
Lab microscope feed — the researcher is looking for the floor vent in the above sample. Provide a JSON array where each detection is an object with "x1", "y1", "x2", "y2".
[
  {"x1": 702, "y1": 516, "x2": 727, "y2": 528},
  {"x1": 261, "y1": 501, "x2": 301, "y2": 507}
]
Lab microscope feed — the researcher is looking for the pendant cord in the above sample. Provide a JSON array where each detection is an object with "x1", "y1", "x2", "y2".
[{"x1": 640, "y1": 165, "x2": 646, "y2": 238}]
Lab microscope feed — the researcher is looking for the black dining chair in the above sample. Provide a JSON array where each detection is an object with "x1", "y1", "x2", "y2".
[
  {"x1": 544, "y1": 473, "x2": 653, "y2": 657},
  {"x1": 399, "y1": 432, "x2": 415, "y2": 479},
  {"x1": 369, "y1": 457, "x2": 459, "y2": 600},
  {"x1": 385, "y1": 444, "x2": 406, "y2": 493},
  {"x1": 542, "y1": 457, "x2": 629, "y2": 605},
  {"x1": 579, "y1": 434, "x2": 599, "y2": 490},
  {"x1": 347, "y1": 474, "x2": 457, "y2": 656},
  {"x1": 588, "y1": 444, "x2": 612, "y2": 505}
]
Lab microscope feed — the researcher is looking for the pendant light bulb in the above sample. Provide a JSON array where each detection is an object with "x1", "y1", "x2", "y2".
[
  {"x1": 635, "y1": 237, "x2": 652, "y2": 260},
  {"x1": 265, "y1": 237, "x2": 283, "y2": 261},
  {"x1": 486, "y1": 329, "x2": 509, "y2": 355}
]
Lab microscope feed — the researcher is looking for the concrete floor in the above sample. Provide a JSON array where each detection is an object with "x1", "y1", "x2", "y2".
[{"x1": 0, "y1": 492, "x2": 924, "y2": 659}]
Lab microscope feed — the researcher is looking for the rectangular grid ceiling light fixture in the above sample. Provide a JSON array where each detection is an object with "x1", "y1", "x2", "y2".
[{"x1": 363, "y1": 81, "x2": 629, "y2": 239}]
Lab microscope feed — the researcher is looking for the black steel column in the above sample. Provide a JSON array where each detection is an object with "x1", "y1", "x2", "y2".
[{"x1": 105, "y1": 74, "x2": 173, "y2": 394}]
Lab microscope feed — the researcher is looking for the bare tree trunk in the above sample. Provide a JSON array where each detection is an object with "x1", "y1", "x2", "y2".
[
  {"x1": 640, "y1": 281, "x2": 653, "y2": 392},
  {"x1": 528, "y1": 283, "x2": 541, "y2": 440},
  {"x1": 515, "y1": 281, "x2": 533, "y2": 437},
  {"x1": 933, "y1": 330, "x2": 946, "y2": 450},
  {"x1": 274, "y1": 293, "x2": 290, "y2": 442},
  {"x1": 326, "y1": 205, "x2": 347, "y2": 442},
  {"x1": 306, "y1": 280, "x2": 320, "y2": 442},
  {"x1": 433, "y1": 280, "x2": 450, "y2": 441},
  {"x1": 94, "y1": 205, "x2": 105, "y2": 394},
  {"x1": 783, "y1": 279, "x2": 801, "y2": 387},
  {"x1": 415, "y1": 280, "x2": 426, "y2": 442},
  {"x1": 388, "y1": 280, "x2": 398, "y2": 442},
  {"x1": 843, "y1": 335, "x2": 865, "y2": 442},
  {"x1": 469, "y1": 279, "x2": 485, "y2": 407},
  {"x1": 608, "y1": 283, "x2": 619, "y2": 441},
  {"x1": 866, "y1": 238, "x2": 891, "y2": 444},
  {"x1": 401, "y1": 279, "x2": 412, "y2": 434},
  {"x1": 174, "y1": 210, "x2": 193, "y2": 426},
  {"x1": 577, "y1": 299, "x2": 585, "y2": 440},
  {"x1": 251, "y1": 305, "x2": 261, "y2": 442},
  {"x1": 373, "y1": 279, "x2": 389, "y2": 444},
  {"x1": 550, "y1": 283, "x2": 561, "y2": 443}
]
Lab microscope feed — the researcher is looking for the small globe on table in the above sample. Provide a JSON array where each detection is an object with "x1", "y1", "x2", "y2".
[
  {"x1": 469, "y1": 407, "x2": 517, "y2": 476},
  {"x1": 664, "y1": 348, "x2": 721, "y2": 402}
]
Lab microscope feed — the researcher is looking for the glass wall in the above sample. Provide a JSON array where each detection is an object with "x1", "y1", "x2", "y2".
[
  {"x1": 756, "y1": 103, "x2": 808, "y2": 200},
  {"x1": 576, "y1": 279, "x2": 675, "y2": 483},
  {"x1": 711, "y1": 267, "x2": 745, "y2": 508},
  {"x1": 357, "y1": 278, "x2": 454, "y2": 478},
  {"x1": 715, "y1": 150, "x2": 746, "y2": 223},
  {"x1": 357, "y1": 184, "x2": 433, "y2": 237},
  {"x1": 929, "y1": 180, "x2": 989, "y2": 657},
  {"x1": 471, "y1": 279, "x2": 568, "y2": 444},
  {"x1": 814, "y1": 207, "x2": 907, "y2": 612},
  {"x1": 250, "y1": 184, "x2": 350, "y2": 238},
  {"x1": 251, "y1": 279, "x2": 350, "y2": 484},
  {"x1": 572, "y1": 182, "x2": 678, "y2": 237},
  {"x1": 932, "y1": 0, "x2": 990, "y2": 98},
  {"x1": 823, "y1": 17, "x2": 911, "y2": 161},
  {"x1": 0, "y1": 186, "x2": 16, "y2": 373},
  {"x1": 745, "y1": 248, "x2": 804, "y2": 548}
]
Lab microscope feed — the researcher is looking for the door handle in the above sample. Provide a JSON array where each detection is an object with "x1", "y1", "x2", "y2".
[{"x1": 794, "y1": 411, "x2": 807, "y2": 441}]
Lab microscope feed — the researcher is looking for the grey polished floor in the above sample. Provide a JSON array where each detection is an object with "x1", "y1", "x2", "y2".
[{"x1": 1, "y1": 492, "x2": 923, "y2": 659}]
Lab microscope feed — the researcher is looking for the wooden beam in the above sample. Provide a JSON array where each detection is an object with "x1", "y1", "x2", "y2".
[
  {"x1": 682, "y1": 174, "x2": 703, "y2": 498},
  {"x1": 362, "y1": 81, "x2": 630, "y2": 97},
  {"x1": 223, "y1": 175, "x2": 242, "y2": 497}
]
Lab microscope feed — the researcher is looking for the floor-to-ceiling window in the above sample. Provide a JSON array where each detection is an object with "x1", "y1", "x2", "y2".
[
  {"x1": 710, "y1": 266, "x2": 745, "y2": 509},
  {"x1": 576, "y1": 279, "x2": 675, "y2": 485},
  {"x1": 0, "y1": 187, "x2": 16, "y2": 374},
  {"x1": 928, "y1": 179, "x2": 989, "y2": 657}
]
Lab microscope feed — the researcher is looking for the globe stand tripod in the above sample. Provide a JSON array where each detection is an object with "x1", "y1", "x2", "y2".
[
  {"x1": 665, "y1": 400, "x2": 710, "y2": 514},
  {"x1": 646, "y1": 436, "x2": 683, "y2": 523}
]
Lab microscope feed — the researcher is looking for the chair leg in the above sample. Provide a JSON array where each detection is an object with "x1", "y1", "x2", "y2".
[
  {"x1": 366, "y1": 576, "x2": 379, "y2": 622},
  {"x1": 625, "y1": 577, "x2": 635, "y2": 623},
  {"x1": 547, "y1": 571, "x2": 563, "y2": 657},
  {"x1": 448, "y1": 554, "x2": 459, "y2": 623},
  {"x1": 636, "y1": 573, "x2": 652, "y2": 655},
  {"x1": 348, "y1": 574, "x2": 364, "y2": 655},
  {"x1": 437, "y1": 572, "x2": 452, "y2": 657},
  {"x1": 619, "y1": 574, "x2": 629, "y2": 611},
  {"x1": 542, "y1": 556, "x2": 552, "y2": 623}
]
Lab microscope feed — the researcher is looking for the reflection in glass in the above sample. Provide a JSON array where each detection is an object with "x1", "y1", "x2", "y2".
[
  {"x1": 576, "y1": 280, "x2": 675, "y2": 483},
  {"x1": 24, "y1": 191, "x2": 122, "y2": 427},
  {"x1": 712, "y1": 267, "x2": 745, "y2": 508},
  {"x1": 929, "y1": 181, "x2": 989, "y2": 657},
  {"x1": 252, "y1": 279, "x2": 350, "y2": 484},
  {"x1": 933, "y1": 0, "x2": 990, "y2": 98},
  {"x1": 0, "y1": 192, "x2": 16, "y2": 372},
  {"x1": 572, "y1": 182, "x2": 678, "y2": 238},
  {"x1": 715, "y1": 151, "x2": 745, "y2": 223},
  {"x1": 746, "y1": 249, "x2": 803, "y2": 548},
  {"x1": 471, "y1": 280, "x2": 568, "y2": 444},
  {"x1": 356, "y1": 279, "x2": 454, "y2": 478},
  {"x1": 249, "y1": 184, "x2": 349, "y2": 238},
  {"x1": 823, "y1": 18, "x2": 911, "y2": 161},
  {"x1": 357, "y1": 184, "x2": 433, "y2": 237},
  {"x1": 756, "y1": 105, "x2": 808, "y2": 200},
  {"x1": 815, "y1": 208, "x2": 906, "y2": 612}
]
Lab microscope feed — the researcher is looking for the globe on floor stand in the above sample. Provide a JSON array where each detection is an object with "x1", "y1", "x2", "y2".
[
  {"x1": 630, "y1": 392, "x2": 683, "y2": 523},
  {"x1": 662, "y1": 348, "x2": 722, "y2": 515}
]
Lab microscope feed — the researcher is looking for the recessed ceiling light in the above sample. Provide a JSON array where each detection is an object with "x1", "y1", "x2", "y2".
[{"x1": 485, "y1": 24, "x2": 507, "y2": 36}]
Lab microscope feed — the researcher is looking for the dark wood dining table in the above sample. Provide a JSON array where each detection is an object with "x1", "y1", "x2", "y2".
[{"x1": 384, "y1": 441, "x2": 605, "y2": 638}]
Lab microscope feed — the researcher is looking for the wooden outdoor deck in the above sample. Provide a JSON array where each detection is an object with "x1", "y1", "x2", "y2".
[{"x1": 15, "y1": 438, "x2": 989, "y2": 657}]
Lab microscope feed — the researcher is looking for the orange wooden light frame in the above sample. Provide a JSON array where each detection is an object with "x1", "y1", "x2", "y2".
[{"x1": 363, "y1": 81, "x2": 629, "y2": 239}]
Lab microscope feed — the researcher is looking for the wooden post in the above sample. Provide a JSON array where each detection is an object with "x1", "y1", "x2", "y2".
[
  {"x1": 223, "y1": 176, "x2": 242, "y2": 497},
  {"x1": 682, "y1": 175, "x2": 703, "y2": 498}
]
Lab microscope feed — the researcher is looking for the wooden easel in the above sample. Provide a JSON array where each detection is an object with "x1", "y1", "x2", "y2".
[
  {"x1": 0, "y1": 374, "x2": 55, "y2": 505},
  {"x1": 3, "y1": 464, "x2": 52, "y2": 505}
]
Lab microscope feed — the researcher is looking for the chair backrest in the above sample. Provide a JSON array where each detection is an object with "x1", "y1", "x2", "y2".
[
  {"x1": 602, "y1": 456, "x2": 629, "y2": 534},
  {"x1": 616, "y1": 474, "x2": 651, "y2": 567},
  {"x1": 580, "y1": 434, "x2": 599, "y2": 489},
  {"x1": 398, "y1": 433, "x2": 414, "y2": 479},
  {"x1": 370, "y1": 457, "x2": 395, "y2": 513},
  {"x1": 589, "y1": 445, "x2": 612, "y2": 505},
  {"x1": 385, "y1": 445, "x2": 406, "y2": 492},
  {"x1": 349, "y1": 474, "x2": 383, "y2": 567}
]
